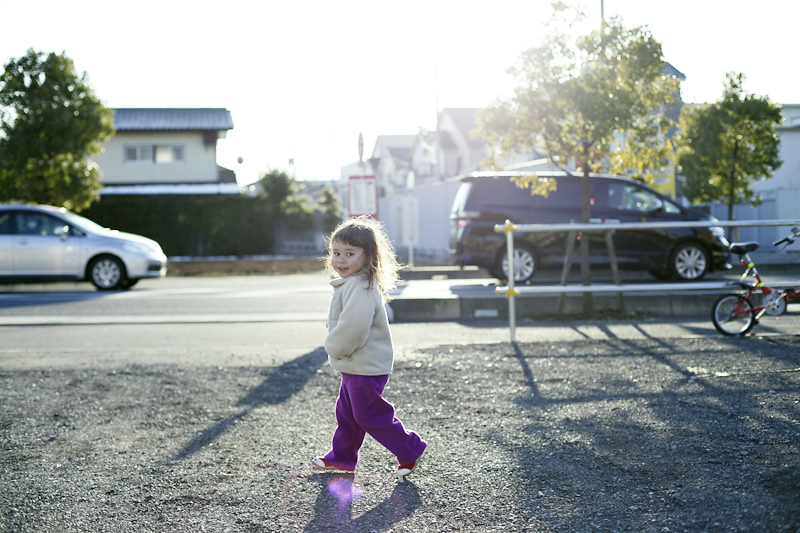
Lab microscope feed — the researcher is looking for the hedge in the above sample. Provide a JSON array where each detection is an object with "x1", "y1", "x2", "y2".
[{"x1": 82, "y1": 195, "x2": 281, "y2": 257}]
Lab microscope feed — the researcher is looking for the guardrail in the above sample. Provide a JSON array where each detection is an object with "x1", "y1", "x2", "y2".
[{"x1": 494, "y1": 219, "x2": 800, "y2": 342}]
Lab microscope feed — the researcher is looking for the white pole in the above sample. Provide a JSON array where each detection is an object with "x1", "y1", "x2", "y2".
[{"x1": 505, "y1": 220, "x2": 516, "y2": 343}]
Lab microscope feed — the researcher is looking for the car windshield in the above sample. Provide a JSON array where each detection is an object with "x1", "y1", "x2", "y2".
[{"x1": 59, "y1": 210, "x2": 110, "y2": 234}]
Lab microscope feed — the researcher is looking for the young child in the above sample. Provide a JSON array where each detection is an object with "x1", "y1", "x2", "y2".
[{"x1": 312, "y1": 216, "x2": 427, "y2": 480}]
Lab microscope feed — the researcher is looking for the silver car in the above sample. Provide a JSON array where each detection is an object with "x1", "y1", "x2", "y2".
[{"x1": 0, "y1": 204, "x2": 167, "y2": 290}]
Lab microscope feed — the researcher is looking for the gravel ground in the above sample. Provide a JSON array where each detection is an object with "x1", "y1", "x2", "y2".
[{"x1": 2, "y1": 335, "x2": 799, "y2": 532}]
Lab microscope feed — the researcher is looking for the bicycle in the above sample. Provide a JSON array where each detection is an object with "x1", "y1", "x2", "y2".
[{"x1": 711, "y1": 226, "x2": 800, "y2": 335}]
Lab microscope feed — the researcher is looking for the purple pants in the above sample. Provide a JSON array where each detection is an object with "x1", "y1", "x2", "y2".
[{"x1": 323, "y1": 373, "x2": 426, "y2": 471}]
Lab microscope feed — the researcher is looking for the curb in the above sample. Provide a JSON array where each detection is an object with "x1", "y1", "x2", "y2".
[{"x1": 389, "y1": 290, "x2": 729, "y2": 321}]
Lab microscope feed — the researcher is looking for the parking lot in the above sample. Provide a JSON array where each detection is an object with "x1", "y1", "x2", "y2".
[{"x1": 1, "y1": 272, "x2": 799, "y2": 531}]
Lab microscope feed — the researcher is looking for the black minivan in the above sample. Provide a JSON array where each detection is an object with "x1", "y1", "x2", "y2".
[{"x1": 449, "y1": 172, "x2": 730, "y2": 282}]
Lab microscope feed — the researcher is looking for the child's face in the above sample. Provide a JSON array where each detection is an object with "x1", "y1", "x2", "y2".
[{"x1": 331, "y1": 239, "x2": 367, "y2": 278}]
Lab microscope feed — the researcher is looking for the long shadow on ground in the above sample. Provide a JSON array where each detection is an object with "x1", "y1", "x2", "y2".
[{"x1": 169, "y1": 347, "x2": 327, "y2": 462}]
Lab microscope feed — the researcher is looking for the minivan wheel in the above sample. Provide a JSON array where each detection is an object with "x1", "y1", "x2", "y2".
[
  {"x1": 89, "y1": 255, "x2": 127, "y2": 290},
  {"x1": 499, "y1": 245, "x2": 536, "y2": 283},
  {"x1": 670, "y1": 242, "x2": 709, "y2": 281}
]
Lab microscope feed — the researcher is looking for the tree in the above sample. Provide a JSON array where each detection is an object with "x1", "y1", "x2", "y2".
[
  {"x1": 317, "y1": 186, "x2": 342, "y2": 233},
  {"x1": 676, "y1": 72, "x2": 782, "y2": 236},
  {"x1": 258, "y1": 169, "x2": 312, "y2": 220},
  {"x1": 0, "y1": 49, "x2": 114, "y2": 211},
  {"x1": 478, "y1": 3, "x2": 679, "y2": 314},
  {"x1": 257, "y1": 169, "x2": 313, "y2": 248}
]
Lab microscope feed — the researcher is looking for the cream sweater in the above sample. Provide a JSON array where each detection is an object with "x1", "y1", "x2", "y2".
[{"x1": 324, "y1": 274, "x2": 394, "y2": 376}]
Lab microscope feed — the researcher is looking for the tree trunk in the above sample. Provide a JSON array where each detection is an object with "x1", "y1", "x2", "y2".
[
  {"x1": 580, "y1": 162, "x2": 593, "y2": 317},
  {"x1": 727, "y1": 138, "x2": 739, "y2": 242}
]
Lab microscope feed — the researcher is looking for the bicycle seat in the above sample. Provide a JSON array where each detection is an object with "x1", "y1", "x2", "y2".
[{"x1": 728, "y1": 242, "x2": 759, "y2": 255}]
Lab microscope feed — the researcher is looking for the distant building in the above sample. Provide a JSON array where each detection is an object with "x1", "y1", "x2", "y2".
[
  {"x1": 339, "y1": 109, "x2": 491, "y2": 263},
  {"x1": 92, "y1": 108, "x2": 239, "y2": 195},
  {"x1": 708, "y1": 103, "x2": 800, "y2": 244},
  {"x1": 344, "y1": 94, "x2": 800, "y2": 262}
]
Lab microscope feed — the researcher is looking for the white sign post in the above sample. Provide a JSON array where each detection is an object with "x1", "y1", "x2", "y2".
[{"x1": 405, "y1": 170, "x2": 416, "y2": 266}]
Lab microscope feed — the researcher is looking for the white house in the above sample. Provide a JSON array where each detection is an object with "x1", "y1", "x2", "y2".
[
  {"x1": 92, "y1": 108, "x2": 239, "y2": 195},
  {"x1": 344, "y1": 109, "x2": 490, "y2": 263},
  {"x1": 437, "y1": 108, "x2": 487, "y2": 178}
]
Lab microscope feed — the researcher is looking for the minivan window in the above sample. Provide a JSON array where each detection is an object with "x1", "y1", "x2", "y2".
[
  {"x1": 604, "y1": 183, "x2": 680, "y2": 214},
  {"x1": 464, "y1": 176, "x2": 589, "y2": 211},
  {"x1": 451, "y1": 181, "x2": 474, "y2": 214},
  {"x1": 467, "y1": 178, "x2": 531, "y2": 210},
  {"x1": 530, "y1": 177, "x2": 583, "y2": 209}
]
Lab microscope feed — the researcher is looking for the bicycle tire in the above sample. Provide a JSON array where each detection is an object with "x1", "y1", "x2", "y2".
[{"x1": 711, "y1": 294, "x2": 756, "y2": 336}]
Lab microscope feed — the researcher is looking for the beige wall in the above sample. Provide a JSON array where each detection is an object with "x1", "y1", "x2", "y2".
[{"x1": 93, "y1": 131, "x2": 219, "y2": 184}]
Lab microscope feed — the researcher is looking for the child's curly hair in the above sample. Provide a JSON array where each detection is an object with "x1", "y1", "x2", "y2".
[{"x1": 325, "y1": 216, "x2": 401, "y2": 294}]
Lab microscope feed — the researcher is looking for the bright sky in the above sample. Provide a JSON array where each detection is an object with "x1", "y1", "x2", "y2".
[{"x1": 2, "y1": 1, "x2": 797, "y2": 185}]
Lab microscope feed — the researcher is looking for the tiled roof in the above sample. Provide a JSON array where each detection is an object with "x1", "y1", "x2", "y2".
[{"x1": 112, "y1": 108, "x2": 234, "y2": 131}]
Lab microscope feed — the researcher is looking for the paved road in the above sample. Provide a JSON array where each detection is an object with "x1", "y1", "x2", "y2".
[{"x1": 1, "y1": 273, "x2": 798, "y2": 370}]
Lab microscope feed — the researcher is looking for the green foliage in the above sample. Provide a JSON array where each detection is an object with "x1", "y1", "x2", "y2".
[
  {"x1": 317, "y1": 186, "x2": 342, "y2": 233},
  {"x1": 259, "y1": 169, "x2": 294, "y2": 212},
  {"x1": 80, "y1": 173, "x2": 323, "y2": 258},
  {"x1": 477, "y1": 4, "x2": 679, "y2": 314},
  {"x1": 478, "y1": 5, "x2": 680, "y2": 210},
  {"x1": 257, "y1": 169, "x2": 314, "y2": 231},
  {"x1": 676, "y1": 72, "x2": 783, "y2": 220},
  {"x1": 0, "y1": 49, "x2": 114, "y2": 211},
  {"x1": 82, "y1": 195, "x2": 275, "y2": 257}
]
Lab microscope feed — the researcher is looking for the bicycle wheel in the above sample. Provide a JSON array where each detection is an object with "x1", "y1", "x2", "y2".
[{"x1": 711, "y1": 294, "x2": 756, "y2": 335}]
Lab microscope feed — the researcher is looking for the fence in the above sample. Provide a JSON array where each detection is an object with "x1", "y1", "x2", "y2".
[{"x1": 494, "y1": 219, "x2": 800, "y2": 342}]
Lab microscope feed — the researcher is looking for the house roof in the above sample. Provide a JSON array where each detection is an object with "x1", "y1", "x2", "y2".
[
  {"x1": 371, "y1": 135, "x2": 417, "y2": 160},
  {"x1": 663, "y1": 62, "x2": 686, "y2": 81},
  {"x1": 112, "y1": 108, "x2": 234, "y2": 131},
  {"x1": 440, "y1": 108, "x2": 484, "y2": 147}
]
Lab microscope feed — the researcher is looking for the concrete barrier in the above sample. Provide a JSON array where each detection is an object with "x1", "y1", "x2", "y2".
[{"x1": 389, "y1": 287, "x2": 730, "y2": 321}]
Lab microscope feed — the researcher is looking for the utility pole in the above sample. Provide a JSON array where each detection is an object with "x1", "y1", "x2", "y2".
[{"x1": 600, "y1": 0, "x2": 605, "y2": 28}]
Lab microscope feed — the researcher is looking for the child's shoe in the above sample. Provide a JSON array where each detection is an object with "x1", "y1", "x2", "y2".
[
  {"x1": 311, "y1": 456, "x2": 337, "y2": 470},
  {"x1": 397, "y1": 449, "x2": 425, "y2": 480}
]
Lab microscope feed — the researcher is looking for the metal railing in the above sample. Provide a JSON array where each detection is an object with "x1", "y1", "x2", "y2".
[{"x1": 494, "y1": 219, "x2": 800, "y2": 342}]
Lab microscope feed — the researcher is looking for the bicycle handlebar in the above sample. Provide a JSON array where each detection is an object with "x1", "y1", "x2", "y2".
[{"x1": 773, "y1": 226, "x2": 800, "y2": 247}]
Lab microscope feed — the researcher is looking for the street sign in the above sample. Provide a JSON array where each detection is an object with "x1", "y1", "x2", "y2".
[{"x1": 349, "y1": 175, "x2": 377, "y2": 218}]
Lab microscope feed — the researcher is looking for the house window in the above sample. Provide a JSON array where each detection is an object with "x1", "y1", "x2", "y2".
[{"x1": 124, "y1": 144, "x2": 184, "y2": 164}]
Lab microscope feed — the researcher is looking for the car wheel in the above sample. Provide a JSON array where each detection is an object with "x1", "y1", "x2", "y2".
[
  {"x1": 89, "y1": 255, "x2": 126, "y2": 290},
  {"x1": 499, "y1": 245, "x2": 536, "y2": 283},
  {"x1": 670, "y1": 242, "x2": 709, "y2": 281}
]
